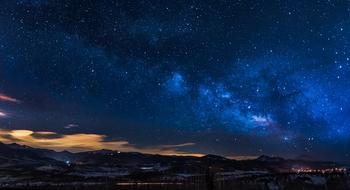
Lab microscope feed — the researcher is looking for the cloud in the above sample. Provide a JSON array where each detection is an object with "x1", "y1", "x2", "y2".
[
  {"x1": 0, "y1": 111, "x2": 7, "y2": 118},
  {"x1": 0, "y1": 94, "x2": 20, "y2": 103},
  {"x1": 161, "y1": 143, "x2": 196, "y2": 148},
  {"x1": 0, "y1": 128, "x2": 202, "y2": 156},
  {"x1": 64, "y1": 124, "x2": 79, "y2": 129}
]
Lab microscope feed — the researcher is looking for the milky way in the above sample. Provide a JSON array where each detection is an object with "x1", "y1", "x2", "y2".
[{"x1": 0, "y1": 0, "x2": 350, "y2": 161}]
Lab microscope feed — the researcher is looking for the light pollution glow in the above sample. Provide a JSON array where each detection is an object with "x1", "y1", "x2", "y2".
[{"x1": 0, "y1": 128, "x2": 203, "y2": 157}]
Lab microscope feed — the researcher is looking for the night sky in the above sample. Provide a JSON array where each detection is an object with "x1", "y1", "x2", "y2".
[{"x1": 0, "y1": 0, "x2": 350, "y2": 161}]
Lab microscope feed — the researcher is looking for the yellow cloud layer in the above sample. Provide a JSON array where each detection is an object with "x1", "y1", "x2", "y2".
[{"x1": 0, "y1": 128, "x2": 203, "y2": 157}]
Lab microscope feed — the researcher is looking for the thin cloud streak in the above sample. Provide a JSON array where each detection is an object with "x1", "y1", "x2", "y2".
[{"x1": 0, "y1": 93, "x2": 20, "y2": 103}]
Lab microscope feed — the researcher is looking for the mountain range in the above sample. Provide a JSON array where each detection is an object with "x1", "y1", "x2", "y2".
[
  {"x1": 0, "y1": 141, "x2": 342, "y2": 172},
  {"x1": 0, "y1": 141, "x2": 349, "y2": 189}
]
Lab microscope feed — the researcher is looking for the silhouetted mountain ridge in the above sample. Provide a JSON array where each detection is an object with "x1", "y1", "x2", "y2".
[
  {"x1": 0, "y1": 142, "x2": 342, "y2": 172},
  {"x1": 256, "y1": 155, "x2": 285, "y2": 162}
]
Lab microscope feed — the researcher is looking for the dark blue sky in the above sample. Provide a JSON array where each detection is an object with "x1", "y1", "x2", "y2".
[{"x1": 0, "y1": 0, "x2": 350, "y2": 161}]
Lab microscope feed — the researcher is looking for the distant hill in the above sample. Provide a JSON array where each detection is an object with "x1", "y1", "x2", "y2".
[{"x1": 0, "y1": 141, "x2": 342, "y2": 172}]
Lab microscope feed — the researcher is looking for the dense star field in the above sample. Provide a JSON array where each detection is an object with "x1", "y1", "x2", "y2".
[{"x1": 0, "y1": 0, "x2": 350, "y2": 161}]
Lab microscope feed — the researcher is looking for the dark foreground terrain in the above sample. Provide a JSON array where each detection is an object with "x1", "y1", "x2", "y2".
[
  {"x1": 0, "y1": 142, "x2": 349, "y2": 190},
  {"x1": 1, "y1": 173, "x2": 350, "y2": 190}
]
